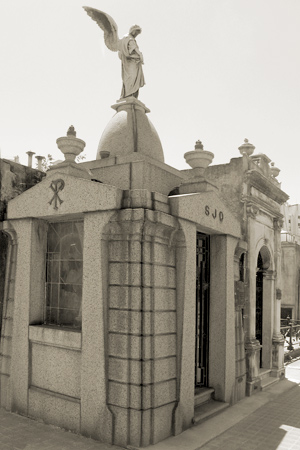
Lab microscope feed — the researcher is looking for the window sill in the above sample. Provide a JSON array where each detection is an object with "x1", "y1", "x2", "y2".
[{"x1": 29, "y1": 325, "x2": 81, "y2": 350}]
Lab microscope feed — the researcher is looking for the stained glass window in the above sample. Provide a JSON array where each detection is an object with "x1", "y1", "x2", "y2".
[{"x1": 45, "y1": 221, "x2": 83, "y2": 329}]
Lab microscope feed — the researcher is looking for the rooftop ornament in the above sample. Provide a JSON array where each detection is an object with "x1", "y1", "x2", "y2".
[
  {"x1": 238, "y1": 138, "x2": 255, "y2": 156},
  {"x1": 56, "y1": 126, "x2": 86, "y2": 163},
  {"x1": 83, "y1": 7, "x2": 145, "y2": 99},
  {"x1": 35, "y1": 155, "x2": 45, "y2": 171},
  {"x1": 26, "y1": 150, "x2": 35, "y2": 168},
  {"x1": 184, "y1": 140, "x2": 214, "y2": 176},
  {"x1": 270, "y1": 162, "x2": 280, "y2": 178},
  {"x1": 67, "y1": 125, "x2": 76, "y2": 137}
]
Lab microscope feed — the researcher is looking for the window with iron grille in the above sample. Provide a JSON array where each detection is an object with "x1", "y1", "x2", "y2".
[
  {"x1": 281, "y1": 307, "x2": 293, "y2": 320},
  {"x1": 45, "y1": 221, "x2": 83, "y2": 329}
]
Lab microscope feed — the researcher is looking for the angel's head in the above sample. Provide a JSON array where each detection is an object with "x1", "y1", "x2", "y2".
[{"x1": 129, "y1": 25, "x2": 142, "y2": 37}]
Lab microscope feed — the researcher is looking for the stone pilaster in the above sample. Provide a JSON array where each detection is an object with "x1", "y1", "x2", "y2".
[
  {"x1": 272, "y1": 217, "x2": 285, "y2": 378},
  {"x1": 262, "y1": 269, "x2": 275, "y2": 369},
  {"x1": 8, "y1": 219, "x2": 47, "y2": 414},
  {"x1": 0, "y1": 222, "x2": 18, "y2": 410},
  {"x1": 80, "y1": 211, "x2": 116, "y2": 444},
  {"x1": 172, "y1": 219, "x2": 195, "y2": 434},
  {"x1": 105, "y1": 208, "x2": 180, "y2": 447},
  {"x1": 210, "y1": 235, "x2": 237, "y2": 403}
]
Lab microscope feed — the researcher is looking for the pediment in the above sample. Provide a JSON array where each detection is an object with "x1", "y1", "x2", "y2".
[
  {"x1": 7, "y1": 172, "x2": 123, "y2": 219},
  {"x1": 169, "y1": 191, "x2": 241, "y2": 237}
]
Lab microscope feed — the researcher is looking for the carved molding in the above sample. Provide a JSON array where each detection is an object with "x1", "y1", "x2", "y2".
[
  {"x1": 245, "y1": 339, "x2": 262, "y2": 354},
  {"x1": 106, "y1": 208, "x2": 181, "y2": 245},
  {"x1": 246, "y1": 170, "x2": 289, "y2": 205},
  {"x1": 263, "y1": 269, "x2": 277, "y2": 280},
  {"x1": 246, "y1": 204, "x2": 259, "y2": 219},
  {"x1": 0, "y1": 221, "x2": 18, "y2": 244},
  {"x1": 273, "y1": 217, "x2": 284, "y2": 231},
  {"x1": 272, "y1": 333, "x2": 285, "y2": 344}
]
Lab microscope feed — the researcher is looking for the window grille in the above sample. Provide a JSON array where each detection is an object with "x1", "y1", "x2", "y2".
[
  {"x1": 239, "y1": 253, "x2": 245, "y2": 282},
  {"x1": 45, "y1": 221, "x2": 83, "y2": 329},
  {"x1": 281, "y1": 307, "x2": 293, "y2": 320}
]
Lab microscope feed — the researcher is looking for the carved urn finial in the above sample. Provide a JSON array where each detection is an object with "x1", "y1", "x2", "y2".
[
  {"x1": 270, "y1": 162, "x2": 280, "y2": 178},
  {"x1": 56, "y1": 126, "x2": 86, "y2": 163},
  {"x1": 194, "y1": 140, "x2": 204, "y2": 150},
  {"x1": 184, "y1": 140, "x2": 214, "y2": 176},
  {"x1": 238, "y1": 138, "x2": 255, "y2": 156},
  {"x1": 67, "y1": 125, "x2": 76, "y2": 137}
]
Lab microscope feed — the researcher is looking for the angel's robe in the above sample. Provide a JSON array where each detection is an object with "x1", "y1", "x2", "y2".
[{"x1": 118, "y1": 34, "x2": 145, "y2": 98}]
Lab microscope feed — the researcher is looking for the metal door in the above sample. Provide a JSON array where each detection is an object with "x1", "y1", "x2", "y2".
[{"x1": 195, "y1": 232, "x2": 210, "y2": 388}]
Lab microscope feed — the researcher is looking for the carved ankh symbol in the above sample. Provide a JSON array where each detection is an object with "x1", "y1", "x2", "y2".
[{"x1": 49, "y1": 179, "x2": 65, "y2": 210}]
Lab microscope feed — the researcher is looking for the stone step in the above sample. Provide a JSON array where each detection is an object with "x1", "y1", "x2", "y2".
[
  {"x1": 259, "y1": 368, "x2": 272, "y2": 380},
  {"x1": 260, "y1": 376, "x2": 279, "y2": 390},
  {"x1": 193, "y1": 400, "x2": 229, "y2": 425},
  {"x1": 194, "y1": 387, "x2": 214, "y2": 407}
]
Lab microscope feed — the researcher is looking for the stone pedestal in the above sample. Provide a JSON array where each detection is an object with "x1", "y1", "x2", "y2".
[
  {"x1": 245, "y1": 339, "x2": 262, "y2": 396},
  {"x1": 180, "y1": 140, "x2": 218, "y2": 194},
  {"x1": 178, "y1": 177, "x2": 218, "y2": 194},
  {"x1": 271, "y1": 334, "x2": 285, "y2": 379},
  {"x1": 49, "y1": 126, "x2": 91, "y2": 179},
  {"x1": 97, "y1": 97, "x2": 164, "y2": 163}
]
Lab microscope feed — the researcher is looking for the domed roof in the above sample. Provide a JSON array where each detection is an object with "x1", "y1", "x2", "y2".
[{"x1": 96, "y1": 98, "x2": 164, "y2": 163}]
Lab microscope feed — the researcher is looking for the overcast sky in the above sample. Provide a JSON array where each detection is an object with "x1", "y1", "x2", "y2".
[{"x1": 1, "y1": 0, "x2": 300, "y2": 202}]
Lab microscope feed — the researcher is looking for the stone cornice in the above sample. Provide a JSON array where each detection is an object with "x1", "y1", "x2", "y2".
[
  {"x1": 243, "y1": 196, "x2": 283, "y2": 222},
  {"x1": 246, "y1": 170, "x2": 289, "y2": 205}
]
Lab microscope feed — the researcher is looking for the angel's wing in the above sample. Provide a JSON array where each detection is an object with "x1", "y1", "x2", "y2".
[{"x1": 83, "y1": 7, "x2": 120, "y2": 52}]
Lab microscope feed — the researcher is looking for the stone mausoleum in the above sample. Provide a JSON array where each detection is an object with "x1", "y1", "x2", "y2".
[{"x1": 0, "y1": 96, "x2": 288, "y2": 447}]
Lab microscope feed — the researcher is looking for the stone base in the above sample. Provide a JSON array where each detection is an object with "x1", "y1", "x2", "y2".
[
  {"x1": 270, "y1": 367, "x2": 285, "y2": 379},
  {"x1": 272, "y1": 336, "x2": 285, "y2": 373},
  {"x1": 178, "y1": 177, "x2": 218, "y2": 195},
  {"x1": 113, "y1": 96, "x2": 150, "y2": 114},
  {"x1": 246, "y1": 377, "x2": 261, "y2": 396},
  {"x1": 110, "y1": 403, "x2": 175, "y2": 447},
  {"x1": 47, "y1": 161, "x2": 92, "y2": 180},
  {"x1": 245, "y1": 339, "x2": 262, "y2": 382}
]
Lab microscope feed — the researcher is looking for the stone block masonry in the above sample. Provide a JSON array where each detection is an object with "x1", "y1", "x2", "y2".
[{"x1": 104, "y1": 208, "x2": 181, "y2": 447}]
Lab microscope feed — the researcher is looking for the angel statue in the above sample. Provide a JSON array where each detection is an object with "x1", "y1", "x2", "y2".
[{"x1": 83, "y1": 7, "x2": 145, "y2": 99}]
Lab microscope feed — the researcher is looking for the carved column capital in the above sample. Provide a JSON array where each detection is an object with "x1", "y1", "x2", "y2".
[
  {"x1": 245, "y1": 338, "x2": 262, "y2": 353},
  {"x1": 273, "y1": 217, "x2": 284, "y2": 231},
  {"x1": 263, "y1": 269, "x2": 276, "y2": 280},
  {"x1": 246, "y1": 204, "x2": 259, "y2": 219}
]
